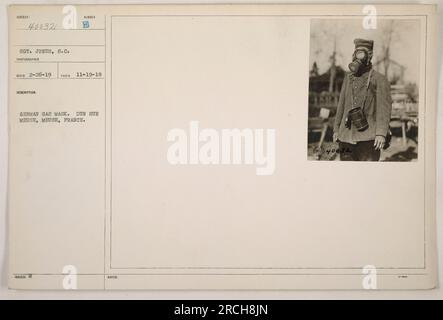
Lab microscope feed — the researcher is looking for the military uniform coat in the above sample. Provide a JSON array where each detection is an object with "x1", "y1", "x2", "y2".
[{"x1": 333, "y1": 69, "x2": 392, "y2": 143}]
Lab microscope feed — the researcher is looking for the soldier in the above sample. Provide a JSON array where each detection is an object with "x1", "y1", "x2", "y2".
[{"x1": 333, "y1": 38, "x2": 392, "y2": 161}]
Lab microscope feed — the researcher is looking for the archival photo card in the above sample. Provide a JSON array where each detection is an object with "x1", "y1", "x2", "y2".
[{"x1": 7, "y1": 4, "x2": 438, "y2": 290}]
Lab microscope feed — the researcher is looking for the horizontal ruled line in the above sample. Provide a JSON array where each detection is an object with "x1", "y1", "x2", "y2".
[
  {"x1": 14, "y1": 44, "x2": 105, "y2": 47},
  {"x1": 15, "y1": 61, "x2": 105, "y2": 63},
  {"x1": 14, "y1": 77, "x2": 104, "y2": 80},
  {"x1": 16, "y1": 28, "x2": 105, "y2": 31}
]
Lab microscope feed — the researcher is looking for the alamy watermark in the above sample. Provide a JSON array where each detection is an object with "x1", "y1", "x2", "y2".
[
  {"x1": 167, "y1": 121, "x2": 276, "y2": 175},
  {"x1": 362, "y1": 265, "x2": 377, "y2": 289},
  {"x1": 62, "y1": 265, "x2": 77, "y2": 290}
]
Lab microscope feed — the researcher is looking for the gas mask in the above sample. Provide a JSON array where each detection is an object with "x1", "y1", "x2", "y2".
[{"x1": 348, "y1": 49, "x2": 370, "y2": 75}]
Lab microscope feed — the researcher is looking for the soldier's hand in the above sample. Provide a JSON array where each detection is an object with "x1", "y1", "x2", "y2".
[
  {"x1": 333, "y1": 133, "x2": 339, "y2": 142},
  {"x1": 374, "y1": 136, "x2": 385, "y2": 150}
]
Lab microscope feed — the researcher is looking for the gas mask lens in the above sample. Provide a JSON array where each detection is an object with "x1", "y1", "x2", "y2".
[{"x1": 355, "y1": 50, "x2": 367, "y2": 60}]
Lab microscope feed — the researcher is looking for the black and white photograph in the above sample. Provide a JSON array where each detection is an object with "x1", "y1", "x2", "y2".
[{"x1": 308, "y1": 19, "x2": 420, "y2": 161}]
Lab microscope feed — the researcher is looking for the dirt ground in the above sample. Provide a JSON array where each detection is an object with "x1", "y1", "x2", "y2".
[{"x1": 308, "y1": 135, "x2": 418, "y2": 161}]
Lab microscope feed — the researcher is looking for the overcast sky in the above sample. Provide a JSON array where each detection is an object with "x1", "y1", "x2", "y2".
[{"x1": 309, "y1": 19, "x2": 421, "y2": 84}]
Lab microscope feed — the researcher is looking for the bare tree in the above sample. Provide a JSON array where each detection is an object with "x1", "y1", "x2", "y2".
[
  {"x1": 310, "y1": 21, "x2": 345, "y2": 92},
  {"x1": 378, "y1": 21, "x2": 398, "y2": 76},
  {"x1": 328, "y1": 35, "x2": 337, "y2": 93}
]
